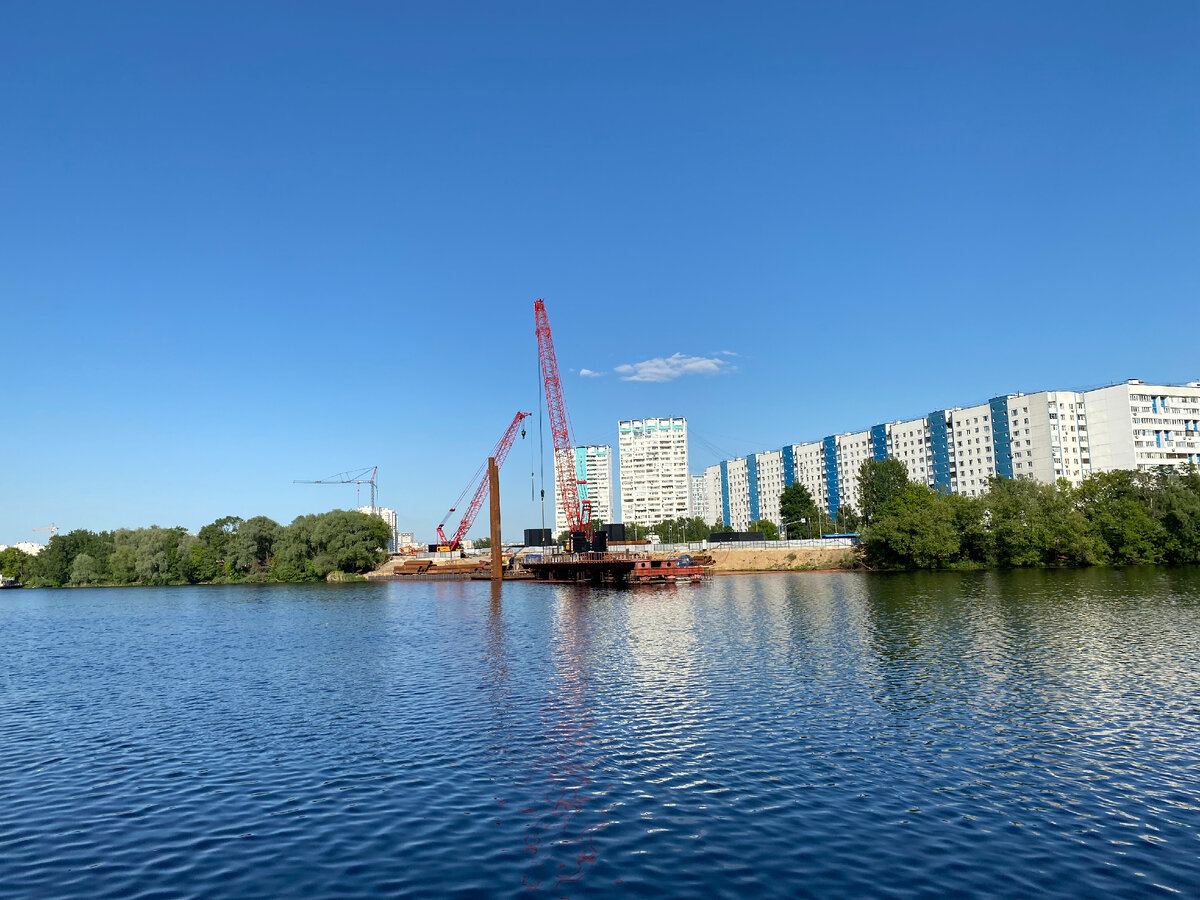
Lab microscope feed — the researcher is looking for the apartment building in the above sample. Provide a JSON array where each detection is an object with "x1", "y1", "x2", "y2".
[
  {"x1": 702, "y1": 465, "x2": 724, "y2": 527},
  {"x1": 943, "y1": 402, "x2": 1001, "y2": 497},
  {"x1": 1083, "y1": 381, "x2": 1200, "y2": 471},
  {"x1": 554, "y1": 445, "x2": 614, "y2": 534},
  {"x1": 689, "y1": 474, "x2": 710, "y2": 523},
  {"x1": 617, "y1": 417, "x2": 690, "y2": 527},
  {"x1": 882, "y1": 416, "x2": 933, "y2": 487},
  {"x1": 696, "y1": 378, "x2": 1200, "y2": 531}
]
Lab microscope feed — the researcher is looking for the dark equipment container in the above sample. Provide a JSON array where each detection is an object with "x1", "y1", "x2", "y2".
[
  {"x1": 708, "y1": 532, "x2": 766, "y2": 543},
  {"x1": 602, "y1": 523, "x2": 626, "y2": 541},
  {"x1": 571, "y1": 532, "x2": 590, "y2": 554},
  {"x1": 523, "y1": 528, "x2": 555, "y2": 546},
  {"x1": 591, "y1": 532, "x2": 608, "y2": 553}
]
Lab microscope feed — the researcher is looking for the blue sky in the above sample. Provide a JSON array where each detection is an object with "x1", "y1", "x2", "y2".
[{"x1": 3, "y1": 1, "x2": 1198, "y2": 544}]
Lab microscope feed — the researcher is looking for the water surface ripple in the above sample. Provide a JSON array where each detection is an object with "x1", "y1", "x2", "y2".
[{"x1": 2, "y1": 569, "x2": 1198, "y2": 898}]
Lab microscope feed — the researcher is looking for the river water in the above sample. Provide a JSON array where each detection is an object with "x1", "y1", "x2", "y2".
[{"x1": 2, "y1": 569, "x2": 1198, "y2": 898}]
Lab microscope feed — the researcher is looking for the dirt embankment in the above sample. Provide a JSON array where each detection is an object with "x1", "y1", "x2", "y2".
[{"x1": 703, "y1": 546, "x2": 859, "y2": 573}]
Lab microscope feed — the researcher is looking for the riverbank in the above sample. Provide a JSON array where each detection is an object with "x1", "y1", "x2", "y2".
[{"x1": 697, "y1": 546, "x2": 858, "y2": 573}]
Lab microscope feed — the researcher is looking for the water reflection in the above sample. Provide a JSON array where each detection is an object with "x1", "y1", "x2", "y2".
[
  {"x1": 5, "y1": 574, "x2": 1200, "y2": 898},
  {"x1": 516, "y1": 586, "x2": 613, "y2": 893}
]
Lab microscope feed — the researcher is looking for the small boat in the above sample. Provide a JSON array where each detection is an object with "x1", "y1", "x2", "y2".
[
  {"x1": 0, "y1": 576, "x2": 23, "y2": 589},
  {"x1": 629, "y1": 555, "x2": 711, "y2": 585}
]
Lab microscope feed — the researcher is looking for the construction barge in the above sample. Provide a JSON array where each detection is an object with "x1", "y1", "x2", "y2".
[
  {"x1": 522, "y1": 552, "x2": 711, "y2": 586},
  {"x1": 368, "y1": 553, "x2": 713, "y2": 587}
]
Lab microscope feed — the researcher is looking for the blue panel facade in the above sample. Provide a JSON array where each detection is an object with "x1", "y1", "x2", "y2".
[
  {"x1": 928, "y1": 411, "x2": 951, "y2": 493},
  {"x1": 574, "y1": 448, "x2": 589, "y2": 501},
  {"x1": 989, "y1": 396, "x2": 1014, "y2": 479},
  {"x1": 870, "y1": 424, "x2": 888, "y2": 461},
  {"x1": 720, "y1": 460, "x2": 731, "y2": 527},
  {"x1": 782, "y1": 445, "x2": 795, "y2": 488},
  {"x1": 823, "y1": 435, "x2": 840, "y2": 517},
  {"x1": 747, "y1": 455, "x2": 760, "y2": 522}
]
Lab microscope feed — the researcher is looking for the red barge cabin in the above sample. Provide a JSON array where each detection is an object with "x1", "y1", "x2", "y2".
[{"x1": 522, "y1": 552, "x2": 710, "y2": 586}]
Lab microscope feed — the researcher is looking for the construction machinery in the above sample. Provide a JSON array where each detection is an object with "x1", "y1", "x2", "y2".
[
  {"x1": 33, "y1": 524, "x2": 59, "y2": 539},
  {"x1": 435, "y1": 412, "x2": 531, "y2": 551},
  {"x1": 535, "y1": 299, "x2": 593, "y2": 548},
  {"x1": 294, "y1": 466, "x2": 379, "y2": 509}
]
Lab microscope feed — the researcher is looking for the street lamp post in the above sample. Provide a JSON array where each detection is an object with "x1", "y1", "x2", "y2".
[{"x1": 780, "y1": 517, "x2": 807, "y2": 543}]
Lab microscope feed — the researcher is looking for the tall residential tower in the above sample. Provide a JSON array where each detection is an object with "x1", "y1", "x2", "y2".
[{"x1": 617, "y1": 417, "x2": 690, "y2": 527}]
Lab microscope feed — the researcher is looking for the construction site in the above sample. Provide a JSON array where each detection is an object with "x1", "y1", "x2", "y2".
[
  {"x1": 345, "y1": 299, "x2": 857, "y2": 587},
  {"x1": 346, "y1": 300, "x2": 707, "y2": 586}
]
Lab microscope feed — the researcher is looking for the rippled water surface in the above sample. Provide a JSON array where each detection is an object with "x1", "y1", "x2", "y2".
[{"x1": 3, "y1": 569, "x2": 1199, "y2": 898}]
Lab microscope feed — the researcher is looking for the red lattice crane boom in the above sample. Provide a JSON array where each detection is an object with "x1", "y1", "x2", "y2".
[
  {"x1": 436, "y1": 411, "x2": 531, "y2": 550},
  {"x1": 534, "y1": 299, "x2": 591, "y2": 535}
]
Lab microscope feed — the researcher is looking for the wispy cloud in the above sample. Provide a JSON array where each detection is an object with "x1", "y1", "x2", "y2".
[
  {"x1": 718, "y1": 350, "x2": 739, "y2": 357},
  {"x1": 614, "y1": 353, "x2": 736, "y2": 383},
  {"x1": 579, "y1": 368, "x2": 603, "y2": 377}
]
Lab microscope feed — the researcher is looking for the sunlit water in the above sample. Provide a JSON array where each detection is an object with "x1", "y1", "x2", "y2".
[{"x1": 2, "y1": 569, "x2": 1198, "y2": 898}]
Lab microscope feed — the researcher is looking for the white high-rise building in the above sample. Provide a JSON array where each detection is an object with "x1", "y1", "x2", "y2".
[
  {"x1": 1002, "y1": 390, "x2": 1091, "y2": 485},
  {"x1": 1083, "y1": 380, "x2": 1200, "y2": 472},
  {"x1": 702, "y1": 465, "x2": 724, "y2": 528},
  {"x1": 554, "y1": 445, "x2": 614, "y2": 534},
  {"x1": 617, "y1": 417, "x2": 690, "y2": 527},
  {"x1": 689, "y1": 474, "x2": 710, "y2": 523}
]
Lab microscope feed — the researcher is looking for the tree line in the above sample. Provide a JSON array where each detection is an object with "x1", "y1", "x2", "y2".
[
  {"x1": 0, "y1": 510, "x2": 393, "y2": 587},
  {"x1": 568, "y1": 460, "x2": 1199, "y2": 570},
  {"x1": 850, "y1": 459, "x2": 1200, "y2": 569}
]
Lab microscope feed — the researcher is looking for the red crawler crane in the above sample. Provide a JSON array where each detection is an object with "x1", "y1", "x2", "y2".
[
  {"x1": 436, "y1": 411, "x2": 531, "y2": 551},
  {"x1": 534, "y1": 299, "x2": 592, "y2": 537}
]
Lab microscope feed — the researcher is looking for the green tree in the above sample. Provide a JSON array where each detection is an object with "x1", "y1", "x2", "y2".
[
  {"x1": 984, "y1": 477, "x2": 1103, "y2": 567},
  {"x1": 69, "y1": 553, "x2": 100, "y2": 585},
  {"x1": 311, "y1": 510, "x2": 391, "y2": 574},
  {"x1": 1077, "y1": 471, "x2": 1166, "y2": 565},
  {"x1": 652, "y1": 516, "x2": 711, "y2": 543},
  {"x1": 947, "y1": 492, "x2": 991, "y2": 565},
  {"x1": 122, "y1": 526, "x2": 190, "y2": 586},
  {"x1": 30, "y1": 530, "x2": 113, "y2": 587},
  {"x1": 1149, "y1": 466, "x2": 1200, "y2": 564},
  {"x1": 181, "y1": 539, "x2": 220, "y2": 583},
  {"x1": 109, "y1": 543, "x2": 138, "y2": 584},
  {"x1": 621, "y1": 522, "x2": 652, "y2": 541},
  {"x1": 0, "y1": 547, "x2": 35, "y2": 583},
  {"x1": 779, "y1": 483, "x2": 821, "y2": 538},
  {"x1": 225, "y1": 516, "x2": 281, "y2": 576},
  {"x1": 198, "y1": 515, "x2": 244, "y2": 561},
  {"x1": 861, "y1": 483, "x2": 964, "y2": 569},
  {"x1": 747, "y1": 519, "x2": 778, "y2": 540},
  {"x1": 857, "y1": 458, "x2": 910, "y2": 525},
  {"x1": 833, "y1": 504, "x2": 862, "y2": 534},
  {"x1": 474, "y1": 536, "x2": 492, "y2": 549}
]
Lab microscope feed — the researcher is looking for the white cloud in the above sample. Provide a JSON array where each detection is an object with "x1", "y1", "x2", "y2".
[
  {"x1": 718, "y1": 350, "x2": 739, "y2": 357},
  {"x1": 579, "y1": 368, "x2": 603, "y2": 377},
  {"x1": 613, "y1": 353, "x2": 735, "y2": 383}
]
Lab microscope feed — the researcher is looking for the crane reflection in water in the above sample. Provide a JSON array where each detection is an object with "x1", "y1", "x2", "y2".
[{"x1": 483, "y1": 584, "x2": 616, "y2": 894}]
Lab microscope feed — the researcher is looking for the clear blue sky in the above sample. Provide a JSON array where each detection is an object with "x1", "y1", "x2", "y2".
[{"x1": 3, "y1": 1, "x2": 1198, "y2": 544}]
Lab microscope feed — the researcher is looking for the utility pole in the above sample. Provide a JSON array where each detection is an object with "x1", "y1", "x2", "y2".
[{"x1": 488, "y1": 458, "x2": 502, "y2": 582}]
